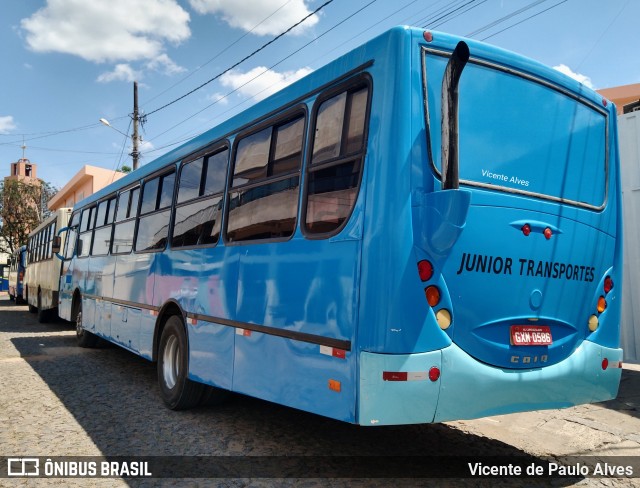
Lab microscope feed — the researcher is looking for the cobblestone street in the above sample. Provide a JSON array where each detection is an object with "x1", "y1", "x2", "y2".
[{"x1": 1, "y1": 296, "x2": 639, "y2": 487}]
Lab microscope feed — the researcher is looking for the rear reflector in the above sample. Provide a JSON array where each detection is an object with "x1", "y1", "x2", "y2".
[
  {"x1": 328, "y1": 379, "x2": 341, "y2": 392},
  {"x1": 382, "y1": 372, "x2": 429, "y2": 382},
  {"x1": 320, "y1": 345, "x2": 346, "y2": 359},
  {"x1": 429, "y1": 367, "x2": 441, "y2": 382}
]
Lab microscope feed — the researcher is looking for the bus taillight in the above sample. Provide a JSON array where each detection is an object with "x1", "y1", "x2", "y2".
[
  {"x1": 425, "y1": 286, "x2": 440, "y2": 307},
  {"x1": 423, "y1": 31, "x2": 433, "y2": 42},
  {"x1": 544, "y1": 227, "x2": 552, "y2": 239},
  {"x1": 436, "y1": 309, "x2": 451, "y2": 329},
  {"x1": 521, "y1": 224, "x2": 531, "y2": 236},
  {"x1": 597, "y1": 296, "x2": 607, "y2": 313},
  {"x1": 604, "y1": 276, "x2": 614, "y2": 294},
  {"x1": 418, "y1": 260, "x2": 434, "y2": 281}
]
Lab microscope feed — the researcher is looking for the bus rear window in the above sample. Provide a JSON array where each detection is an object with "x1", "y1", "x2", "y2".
[{"x1": 425, "y1": 52, "x2": 607, "y2": 209}]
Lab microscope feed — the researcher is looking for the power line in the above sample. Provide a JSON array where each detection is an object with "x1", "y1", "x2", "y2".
[
  {"x1": 145, "y1": 0, "x2": 334, "y2": 117},
  {"x1": 147, "y1": 0, "x2": 380, "y2": 143},
  {"x1": 430, "y1": 0, "x2": 489, "y2": 30},
  {"x1": 142, "y1": 0, "x2": 296, "y2": 107},
  {"x1": 479, "y1": 0, "x2": 569, "y2": 41}
]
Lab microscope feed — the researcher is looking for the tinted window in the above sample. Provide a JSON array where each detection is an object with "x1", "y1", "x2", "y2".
[
  {"x1": 226, "y1": 114, "x2": 304, "y2": 243},
  {"x1": 136, "y1": 210, "x2": 171, "y2": 252},
  {"x1": 233, "y1": 127, "x2": 271, "y2": 186},
  {"x1": 178, "y1": 158, "x2": 203, "y2": 203},
  {"x1": 173, "y1": 149, "x2": 228, "y2": 249},
  {"x1": 305, "y1": 84, "x2": 369, "y2": 235}
]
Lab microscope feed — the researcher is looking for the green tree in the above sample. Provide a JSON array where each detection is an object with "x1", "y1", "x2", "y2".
[
  {"x1": 119, "y1": 165, "x2": 132, "y2": 173},
  {"x1": 0, "y1": 179, "x2": 58, "y2": 255}
]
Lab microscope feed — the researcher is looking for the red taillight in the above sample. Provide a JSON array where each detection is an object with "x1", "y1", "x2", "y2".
[
  {"x1": 602, "y1": 98, "x2": 608, "y2": 107},
  {"x1": 418, "y1": 260, "x2": 434, "y2": 281},
  {"x1": 521, "y1": 224, "x2": 531, "y2": 236},
  {"x1": 425, "y1": 286, "x2": 441, "y2": 307},
  {"x1": 602, "y1": 358, "x2": 609, "y2": 370},
  {"x1": 423, "y1": 31, "x2": 433, "y2": 42},
  {"x1": 604, "y1": 276, "x2": 614, "y2": 294},
  {"x1": 428, "y1": 367, "x2": 440, "y2": 382},
  {"x1": 544, "y1": 227, "x2": 552, "y2": 239}
]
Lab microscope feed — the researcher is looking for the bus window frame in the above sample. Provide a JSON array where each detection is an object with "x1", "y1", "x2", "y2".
[
  {"x1": 111, "y1": 184, "x2": 141, "y2": 256},
  {"x1": 223, "y1": 105, "x2": 308, "y2": 246},
  {"x1": 171, "y1": 143, "x2": 230, "y2": 251},
  {"x1": 301, "y1": 73, "x2": 372, "y2": 240},
  {"x1": 91, "y1": 194, "x2": 117, "y2": 257},
  {"x1": 134, "y1": 166, "x2": 177, "y2": 254}
]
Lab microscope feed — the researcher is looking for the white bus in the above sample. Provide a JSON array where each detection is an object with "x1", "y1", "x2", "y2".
[{"x1": 25, "y1": 207, "x2": 72, "y2": 322}]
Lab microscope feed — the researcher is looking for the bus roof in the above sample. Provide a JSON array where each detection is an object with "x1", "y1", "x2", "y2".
[{"x1": 78, "y1": 26, "x2": 610, "y2": 209}]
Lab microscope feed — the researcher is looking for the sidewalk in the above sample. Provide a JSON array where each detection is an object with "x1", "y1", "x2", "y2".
[{"x1": 452, "y1": 363, "x2": 640, "y2": 458}]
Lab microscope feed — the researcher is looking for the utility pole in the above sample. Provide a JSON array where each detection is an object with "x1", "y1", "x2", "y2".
[{"x1": 131, "y1": 81, "x2": 140, "y2": 170}]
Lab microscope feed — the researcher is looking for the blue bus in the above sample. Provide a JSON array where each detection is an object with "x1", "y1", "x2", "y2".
[
  {"x1": 57, "y1": 27, "x2": 622, "y2": 425},
  {"x1": 8, "y1": 245, "x2": 27, "y2": 304}
]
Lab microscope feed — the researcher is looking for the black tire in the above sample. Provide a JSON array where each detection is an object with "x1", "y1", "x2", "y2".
[
  {"x1": 75, "y1": 301, "x2": 99, "y2": 348},
  {"x1": 37, "y1": 292, "x2": 50, "y2": 324},
  {"x1": 157, "y1": 316, "x2": 206, "y2": 410}
]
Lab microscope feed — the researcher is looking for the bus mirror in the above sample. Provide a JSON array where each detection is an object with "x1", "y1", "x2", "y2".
[
  {"x1": 441, "y1": 40, "x2": 469, "y2": 191},
  {"x1": 52, "y1": 235, "x2": 62, "y2": 254}
]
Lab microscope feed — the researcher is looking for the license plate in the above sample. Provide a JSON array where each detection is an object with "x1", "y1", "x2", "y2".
[{"x1": 510, "y1": 325, "x2": 552, "y2": 346}]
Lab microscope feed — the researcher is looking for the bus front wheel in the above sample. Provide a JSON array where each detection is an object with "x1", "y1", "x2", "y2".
[{"x1": 157, "y1": 316, "x2": 205, "y2": 410}]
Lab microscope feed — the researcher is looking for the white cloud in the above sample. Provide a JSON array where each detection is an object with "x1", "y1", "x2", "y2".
[
  {"x1": 146, "y1": 54, "x2": 186, "y2": 75},
  {"x1": 21, "y1": 0, "x2": 190, "y2": 63},
  {"x1": 207, "y1": 92, "x2": 230, "y2": 106},
  {"x1": 553, "y1": 64, "x2": 595, "y2": 89},
  {"x1": 188, "y1": 0, "x2": 318, "y2": 36},
  {"x1": 0, "y1": 115, "x2": 17, "y2": 134},
  {"x1": 97, "y1": 64, "x2": 142, "y2": 83},
  {"x1": 220, "y1": 66, "x2": 313, "y2": 101}
]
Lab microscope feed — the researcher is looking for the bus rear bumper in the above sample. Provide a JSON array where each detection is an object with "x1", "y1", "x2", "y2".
[
  {"x1": 433, "y1": 340, "x2": 623, "y2": 422},
  {"x1": 357, "y1": 340, "x2": 622, "y2": 426}
]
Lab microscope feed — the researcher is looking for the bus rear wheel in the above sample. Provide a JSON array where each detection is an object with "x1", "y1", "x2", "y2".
[
  {"x1": 157, "y1": 316, "x2": 206, "y2": 410},
  {"x1": 75, "y1": 301, "x2": 99, "y2": 348}
]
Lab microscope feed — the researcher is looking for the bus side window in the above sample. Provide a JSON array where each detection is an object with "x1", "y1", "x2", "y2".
[
  {"x1": 304, "y1": 83, "x2": 370, "y2": 236},
  {"x1": 226, "y1": 113, "x2": 305, "y2": 242},
  {"x1": 63, "y1": 212, "x2": 80, "y2": 260},
  {"x1": 112, "y1": 187, "x2": 139, "y2": 255},
  {"x1": 92, "y1": 196, "x2": 116, "y2": 256},
  {"x1": 78, "y1": 206, "x2": 95, "y2": 258},
  {"x1": 172, "y1": 148, "x2": 228, "y2": 249},
  {"x1": 135, "y1": 171, "x2": 175, "y2": 252}
]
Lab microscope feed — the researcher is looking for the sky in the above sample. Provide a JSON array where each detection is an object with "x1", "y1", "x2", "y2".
[{"x1": 0, "y1": 0, "x2": 638, "y2": 190}]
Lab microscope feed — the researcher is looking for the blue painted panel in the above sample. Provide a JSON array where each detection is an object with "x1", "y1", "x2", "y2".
[
  {"x1": 359, "y1": 350, "x2": 441, "y2": 426},
  {"x1": 434, "y1": 341, "x2": 622, "y2": 422},
  {"x1": 234, "y1": 330, "x2": 355, "y2": 422},
  {"x1": 188, "y1": 319, "x2": 234, "y2": 390}
]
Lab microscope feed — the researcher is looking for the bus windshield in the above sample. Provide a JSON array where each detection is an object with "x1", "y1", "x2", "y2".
[{"x1": 426, "y1": 51, "x2": 607, "y2": 209}]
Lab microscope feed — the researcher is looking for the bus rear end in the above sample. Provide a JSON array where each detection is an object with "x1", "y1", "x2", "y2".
[{"x1": 358, "y1": 29, "x2": 622, "y2": 425}]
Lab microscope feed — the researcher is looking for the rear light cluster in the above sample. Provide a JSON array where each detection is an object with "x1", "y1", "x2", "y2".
[
  {"x1": 521, "y1": 223, "x2": 553, "y2": 240},
  {"x1": 417, "y1": 260, "x2": 451, "y2": 330},
  {"x1": 588, "y1": 275, "x2": 614, "y2": 332}
]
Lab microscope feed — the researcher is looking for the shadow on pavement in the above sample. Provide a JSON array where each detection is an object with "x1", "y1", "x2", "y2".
[
  {"x1": 4, "y1": 324, "x2": 584, "y2": 487},
  {"x1": 600, "y1": 367, "x2": 640, "y2": 421}
]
